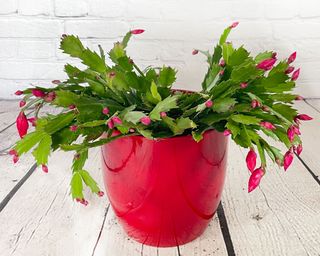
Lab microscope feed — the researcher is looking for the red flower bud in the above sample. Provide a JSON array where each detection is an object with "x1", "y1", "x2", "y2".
[
  {"x1": 15, "y1": 90, "x2": 24, "y2": 96},
  {"x1": 52, "y1": 80, "x2": 61, "y2": 84},
  {"x1": 16, "y1": 112, "x2": 29, "y2": 138},
  {"x1": 28, "y1": 117, "x2": 37, "y2": 127},
  {"x1": 219, "y1": 70, "x2": 224, "y2": 76},
  {"x1": 13, "y1": 155, "x2": 19, "y2": 164},
  {"x1": 160, "y1": 112, "x2": 167, "y2": 118},
  {"x1": 69, "y1": 104, "x2": 76, "y2": 110},
  {"x1": 131, "y1": 29, "x2": 145, "y2": 35},
  {"x1": 97, "y1": 191, "x2": 104, "y2": 197},
  {"x1": 205, "y1": 100, "x2": 213, "y2": 108},
  {"x1": 223, "y1": 129, "x2": 231, "y2": 136},
  {"x1": 42, "y1": 164, "x2": 48, "y2": 173},
  {"x1": 296, "y1": 114, "x2": 313, "y2": 121},
  {"x1": 284, "y1": 150, "x2": 294, "y2": 171},
  {"x1": 77, "y1": 198, "x2": 89, "y2": 206},
  {"x1": 248, "y1": 167, "x2": 264, "y2": 193},
  {"x1": 287, "y1": 126, "x2": 295, "y2": 142},
  {"x1": 260, "y1": 121, "x2": 276, "y2": 130},
  {"x1": 256, "y1": 58, "x2": 277, "y2": 71},
  {"x1": 70, "y1": 125, "x2": 78, "y2": 132},
  {"x1": 219, "y1": 59, "x2": 225, "y2": 67},
  {"x1": 102, "y1": 107, "x2": 110, "y2": 115},
  {"x1": 272, "y1": 52, "x2": 277, "y2": 59},
  {"x1": 296, "y1": 144, "x2": 303, "y2": 156},
  {"x1": 140, "y1": 116, "x2": 151, "y2": 126},
  {"x1": 240, "y1": 82, "x2": 248, "y2": 89},
  {"x1": 19, "y1": 100, "x2": 26, "y2": 108},
  {"x1": 285, "y1": 66, "x2": 294, "y2": 74},
  {"x1": 9, "y1": 149, "x2": 18, "y2": 156},
  {"x1": 44, "y1": 91, "x2": 56, "y2": 102},
  {"x1": 295, "y1": 95, "x2": 304, "y2": 101},
  {"x1": 251, "y1": 99, "x2": 260, "y2": 108},
  {"x1": 230, "y1": 22, "x2": 239, "y2": 28},
  {"x1": 292, "y1": 125, "x2": 301, "y2": 135},
  {"x1": 112, "y1": 116, "x2": 122, "y2": 125},
  {"x1": 246, "y1": 148, "x2": 257, "y2": 173},
  {"x1": 291, "y1": 68, "x2": 300, "y2": 81},
  {"x1": 192, "y1": 49, "x2": 199, "y2": 55},
  {"x1": 31, "y1": 89, "x2": 46, "y2": 98},
  {"x1": 287, "y1": 51, "x2": 296, "y2": 64},
  {"x1": 107, "y1": 120, "x2": 114, "y2": 129}
]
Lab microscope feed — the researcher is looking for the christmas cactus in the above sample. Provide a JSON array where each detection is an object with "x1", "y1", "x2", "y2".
[{"x1": 11, "y1": 23, "x2": 312, "y2": 205}]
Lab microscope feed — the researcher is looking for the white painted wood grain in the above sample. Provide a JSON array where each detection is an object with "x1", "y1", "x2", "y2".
[{"x1": 221, "y1": 140, "x2": 320, "y2": 256}]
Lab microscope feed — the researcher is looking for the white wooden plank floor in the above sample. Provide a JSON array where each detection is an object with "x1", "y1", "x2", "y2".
[{"x1": 0, "y1": 100, "x2": 319, "y2": 256}]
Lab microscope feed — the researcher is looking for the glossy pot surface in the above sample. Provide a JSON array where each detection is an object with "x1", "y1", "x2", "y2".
[{"x1": 101, "y1": 130, "x2": 228, "y2": 247}]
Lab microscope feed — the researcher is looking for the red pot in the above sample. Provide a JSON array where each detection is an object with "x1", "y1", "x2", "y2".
[{"x1": 101, "y1": 129, "x2": 228, "y2": 247}]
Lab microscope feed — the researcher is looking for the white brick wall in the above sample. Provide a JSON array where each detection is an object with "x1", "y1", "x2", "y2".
[{"x1": 1, "y1": 0, "x2": 320, "y2": 98}]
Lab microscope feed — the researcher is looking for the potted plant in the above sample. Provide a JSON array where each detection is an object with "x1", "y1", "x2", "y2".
[{"x1": 10, "y1": 23, "x2": 312, "y2": 247}]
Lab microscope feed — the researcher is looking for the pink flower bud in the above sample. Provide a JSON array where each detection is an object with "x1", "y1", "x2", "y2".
[
  {"x1": 284, "y1": 150, "x2": 294, "y2": 171},
  {"x1": 296, "y1": 114, "x2": 313, "y2": 121},
  {"x1": 295, "y1": 95, "x2": 304, "y2": 101},
  {"x1": 219, "y1": 59, "x2": 225, "y2": 67},
  {"x1": 192, "y1": 49, "x2": 199, "y2": 55},
  {"x1": 44, "y1": 91, "x2": 56, "y2": 102},
  {"x1": 31, "y1": 89, "x2": 46, "y2": 98},
  {"x1": 70, "y1": 125, "x2": 78, "y2": 132},
  {"x1": 13, "y1": 155, "x2": 19, "y2": 164},
  {"x1": 77, "y1": 198, "x2": 89, "y2": 206},
  {"x1": 131, "y1": 29, "x2": 145, "y2": 35},
  {"x1": 102, "y1": 107, "x2": 110, "y2": 115},
  {"x1": 28, "y1": 117, "x2": 37, "y2": 127},
  {"x1": 287, "y1": 51, "x2": 296, "y2": 64},
  {"x1": 160, "y1": 112, "x2": 167, "y2": 118},
  {"x1": 69, "y1": 104, "x2": 76, "y2": 110},
  {"x1": 15, "y1": 90, "x2": 24, "y2": 96},
  {"x1": 292, "y1": 125, "x2": 301, "y2": 135},
  {"x1": 223, "y1": 129, "x2": 231, "y2": 136},
  {"x1": 272, "y1": 52, "x2": 277, "y2": 59},
  {"x1": 52, "y1": 80, "x2": 61, "y2": 84},
  {"x1": 230, "y1": 22, "x2": 239, "y2": 28},
  {"x1": 262, "y1": 106, "x2": 269, "y2": 112},
  {"x1": 285, "y1": 66, "x2": 294, "y2": 74},
  {"x1": 291, "y1": 68, "x2": 300, "y2": 81},
  {"x1": 112, "y1": 116, "x2": 122, "y2": 125},
  {"x1": 251, "y1": 99, "x2": 259, "y2": 108},
  {"x1": 248, "y1": 167, "x2": 264, "y2": 193},
  {"x1": 260, "y1": 121, "x2": 276, "y2": 130},
  {"x1": 42, "y1": 164, "x2": 48, "y2": 173},
  {"x1": 109, "y1": 71, "x2": 116, "y2": 78},
  {"x1": 129, "y1": 128, "x2": 135, "y2": 133},
  {"x1": 140, "y1": 116, "x2": 151, "y2": 126},
  {"x1": 16, "y1": 112, "x2": 29, "y2": 138},
  {"x1": 97, "y1": 191, "x2": 104, "y2": 197},
  {"x1": 240, "y1": 82, "x2": 248, "y2": 89},
  {"x1": 219, "y1": 70, "x2": 224, "y2": 76},
  {"x1": 205, "y1": 100, "x2": 213, "y2": 108},
  {"x1": 296, "y1": 144, "x2": 303, "y2": 156},
  {"x1": 107, "y1": 120, "x2": 114, "y2": 129},
  {"x1": 9, "y1": 149, "x2": 18, "y2": 156},
  {"x1": 246, "y1": 148, "x2": 257, "y2": 173},
  {"x1": 287, "y1": 126, "x2": 295, "y2": 142},
  {"x1": 19, "y1": 100, "x2": 26, "y2": 108},
  {"x1": 256, "y1": 58, "x2": 277, "y2": 71}
]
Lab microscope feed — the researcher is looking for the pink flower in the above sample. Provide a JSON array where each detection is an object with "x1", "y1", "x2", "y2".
[
  {"x1": 102, "y1": 107, "x2": 110, "y2": 115},
  {"x1": 223, "y1": 129, "x2": 232, "y2": 136},
  {"x1": 112, "y1": 116, "x2": 122, "y2": 125},
  {"x1": 256, "y1": 58, "x2": 277, "y2": 71},
  {"x1": 260, "y1": 121, "x2": 276, "y2": 130},
  {"x1": 240, "y1": 82, "x2": 248, "y2": 89},
  {"x1": 205, "y1": 100, "x2": 213, "y2": 108},
  {"x1": 97, "y1": 191, "x2": 104, "y2": 197},
  {"x1": 287, "y1": 126, "x2": 295, "y2": 142},
  {"x1": 219, "y1": 59, "x2": 225, "y2": 67},
  {"x1": 44, "y1": 91, "x2": 56, "y2": 102},
  {"x1": 284, "y1": 150, "x2": 294, "y2": 171},
  {"x1": 68, "y1": 104, "x2": 76, "y2": 110},
  {"x1": 107, "y1": 120, "x2": 114, "y2": 129},
  {"x1": 42, "y1": 164, "x2": 48, "y2": 173},
  {"x1": 285, "y1": 66, "x2": 294, "y2": 74},
  {"x1": 230, "y1": 22, "x2": 239, "y2": 28},
  {"x1": 52, "y1": 80, "x2": 61, "y2": 84},
  {"x1": 192, "y1": 49, "x2": 199, "y2": 55},
  {"x1": 19, "y1": 100, "x2": 26, "y2": 108},
  {"x1": 15, "y1": 90, "x2": 23, "y2": 96},
  {"x1": 9, "y1": 149, "x2": 19, "y2": 164},
  {"x1": 292, "y1": 125, "x2": 301, "y2": 135},
  {"x1": 70, "y1": 125, "x2": 78, "y2": 132},
  {"x1": 16, "y1": 111, "x2": 29, "y2": 138},
  {"x1": 219, "y1": 70, "x2": 224, "y2": 76},
  {"x1": 140, "y1": 116, "x2": 151, "y2": 126},
  {"x1": 251, "y1": 99, "x2": 260, "y2": 108},
  {"x1": 287, "y1": 51, "x2": 296, "y2": 64},
  {"x1": 160, "y1": 112, "x2": 167, "y2": 118},
  {"x1": 296, "y1": 144, "x2": 303, "y2": 156},
  {"x1": 246, "y1": 148, "x2": 257, "y2": 173},
  {"x1": 131, "y1": 29, "x2": 145, "y2": 35},
  {"x1": 296, "y1": 114, "x2": 313, "y2": 121},
  {"x1": 291, "y1": 68, "x2": 300, "y2": 81},
  {"x1": 28, "y1": 117, "x2": 37, "y2": 127},
  {"x1": 32, "y1": 89, "x2": 46, "y2": 98},
  {"x1": 248, "y1": 167, "x2": 264, "y2": 193}
]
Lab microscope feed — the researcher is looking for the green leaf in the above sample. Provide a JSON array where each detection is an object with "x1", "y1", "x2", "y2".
[
  {"x1": 163, "y1": 117, "x2": 196, "y2": 135},
  {"x1": 149, "y1": 95, "x2": 179, "y2": 120},
  {"x1": 109, "y1": 42, "x2": 126, "y2": 63},
  {"x1": 81, "y1": 49, "x2": 107, "y2": 73},
  {"x1": 219, "y1": 26, "x2": 232, "y2": 45},
  {"x1": 14, "y1": 130, "x2": 46, "y2": 156},
  {"x1": 254, "y1": 51, "x2": 273, "y2": 63},
  {"x1": 212, "y1": 98, "x2": 237, "y2": 113},
  {"x1": 226, "y1": 120, "x2": 240, "y2": 137},
  {"x1": 54, "y1": 90, "x2": 80, "y2": 107},
  {"x1": 158, "y1": 67, "x2": 177, "y2": 87},
  {"x1": 272, "y1": 103, "x2": 297, "y2": 121},
  {"x1": 72, "y1": 149, "x2": 88, "y2": 171},
  {"x1": 80, "y1": 170, "x2": 100, "y2": 194},
  {"x1": 222, "y1": 42, "x2": 234, "y2": 64},
  {"x1": 121, "y1": 31, "x2": 132, "y2": 48},
  {"x1": 124, "y1": 111, "x2": 146, "y2": 124},
  {"x1": 80, "y1": 120, "x2": 106, "y2": 128},
  {"x1": 176, "y1": 117, "x2": 197, "y2": 130},
  {"x1": 231, "y1": 114, "x2": 261, "y2": 125},
  {"x1": 228, "y1": 47, "x2": 250, "y2": 66},
  {"x1": 44, "y1": 112, "x2": 75, "y2": 134},
  {"x1": 150, "y1": 81, "x2": 162, "y2": 102},
  {"x1": 32, "y1": 134, "x2": 52, "y2": 165},
  {"x1": 60, "y1": 35, "x2": 85, "y2": 58},
  {"x1": 212, "y1": 45, "x2": 222, "y2": 64},
  {"x1": 231, "y1": 62, "x2": 260, "y2": 82},
  {"x1": 192, "y1": 131, "x2": 203, "y2": 142},
  {"x1": 70, "y1": 172, "x2": 84, "y2": 199}
]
